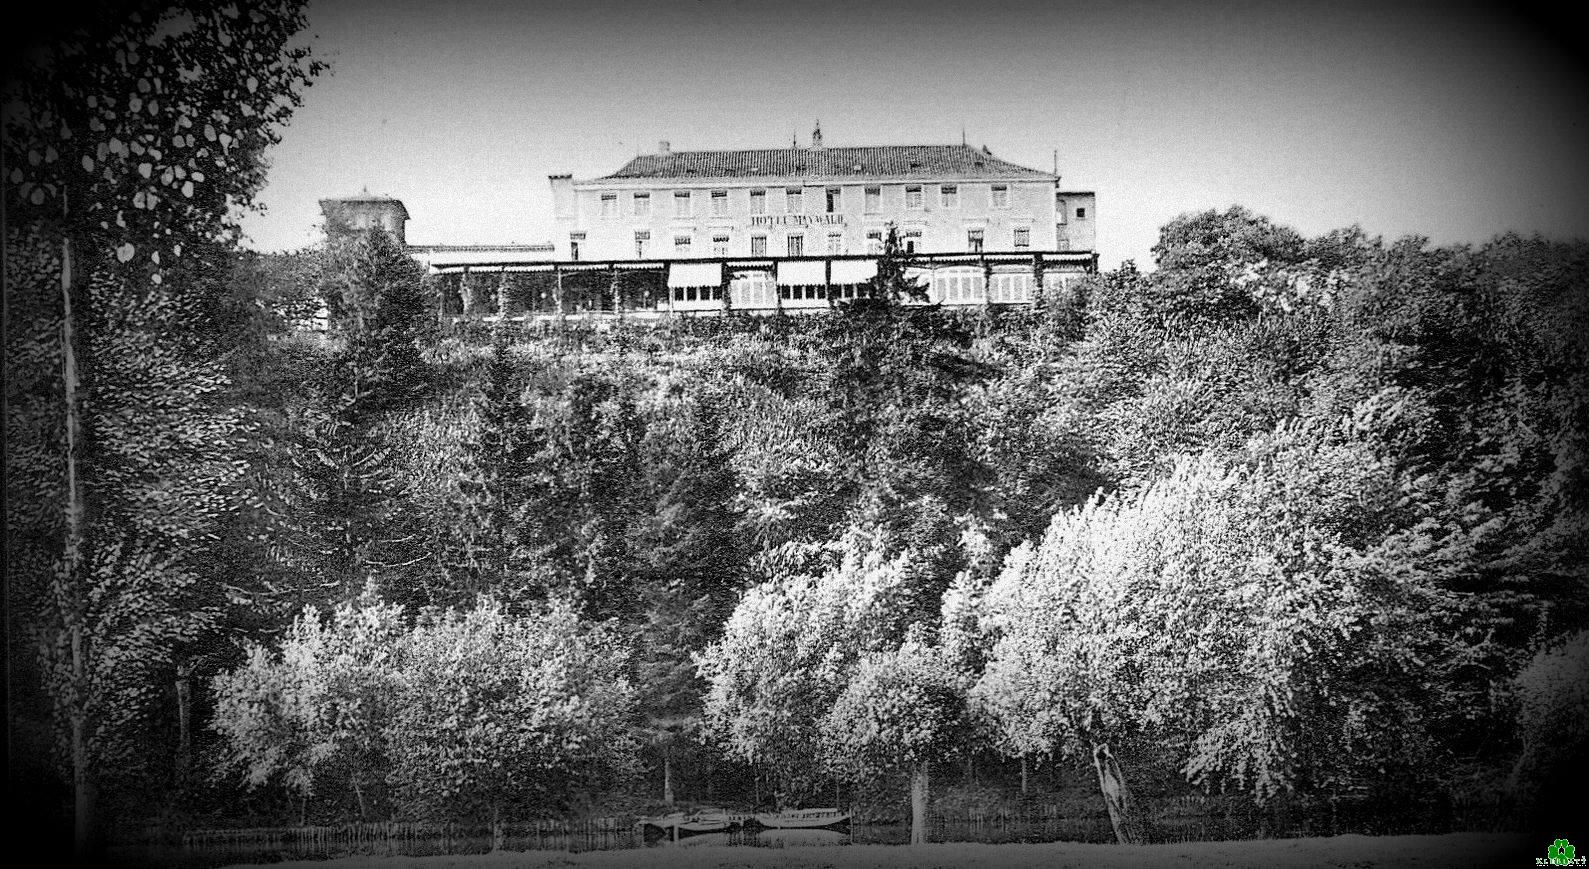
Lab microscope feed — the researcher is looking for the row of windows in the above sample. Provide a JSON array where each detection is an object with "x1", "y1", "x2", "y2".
[
  {"x1": 625, "y1": 226, "x2": 1039, "y2": 257},
  {"x1": 665, "y1": 270, "x2": 1064, "y2": 307},
  {"x1": 672, "y1": 277, "x2": 871, "y2": 307},
  {"x1": 594, "y1": 183, "x2": 1071, "y2": 218}
]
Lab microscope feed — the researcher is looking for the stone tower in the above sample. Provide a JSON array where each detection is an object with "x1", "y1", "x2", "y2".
[{"x1": 319, "y1": 190, "x2": 409, "y2": 245}]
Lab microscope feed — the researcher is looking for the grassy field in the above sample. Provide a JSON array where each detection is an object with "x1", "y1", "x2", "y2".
[{"x1": 221, "y1": 832, "x2": 1539, "y2": 869}]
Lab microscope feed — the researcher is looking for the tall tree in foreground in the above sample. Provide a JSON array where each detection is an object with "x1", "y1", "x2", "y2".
[
  {"x1": 698, "y1": 526, "x2": 967, "y2": 843},
  {"x1": 386, "y1": 600, "x2": 640, "y2": 846},
  {"x1": 3, "y1": 1, "x2": 321, "y2": 855},
  {"x1": 974, "y1": 423, "x2": 1441, "y2": 842},
  {"x1": 209, "y1": 587, "x2": 406, "y2": 823}
]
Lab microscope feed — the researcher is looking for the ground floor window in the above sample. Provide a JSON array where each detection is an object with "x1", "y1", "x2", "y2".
[
  {"x1": 731, "y1": 272, "x2": 777, "y2": 308},
  {"x1": 989, "y1": 270, "x2": 1033, "y2": 302},
  {"x1": 673, "y1": 283, "x2": 723, "y2": 302},
  {"x1": 780, "y1": 283, "x2": 825, "y2": 301},
  {"x1": 934, "y1": 266, "x2": 985, "y2": 303}
]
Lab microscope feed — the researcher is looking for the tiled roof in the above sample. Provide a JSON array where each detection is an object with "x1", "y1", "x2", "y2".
[
  {"x1": 598, "y1": 145, "x2": 1056, "y2": 183},
  {"x1": 319, "y1": 193, "x2": 410, "y2": 218}
]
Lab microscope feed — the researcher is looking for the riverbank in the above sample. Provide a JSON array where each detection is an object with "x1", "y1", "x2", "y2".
[{"x1": 221, "y1": 832, "x2": 1536, "y2": 869}]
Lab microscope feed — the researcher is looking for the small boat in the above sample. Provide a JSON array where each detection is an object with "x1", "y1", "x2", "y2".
[
  {"x1": 638, "y1": 808, "x2": 735, "y2": 836},
  {"x1": 677, "y1": 814, "x2": 732, "y2": 834},
  {"x1": 752, "y1": 807, "x2": 850, "y2": 829}
]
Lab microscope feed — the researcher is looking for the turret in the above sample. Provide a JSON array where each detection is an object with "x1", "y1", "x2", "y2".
[{"x1": 319, "y1": 190, "x2": 409, "y2": 244}]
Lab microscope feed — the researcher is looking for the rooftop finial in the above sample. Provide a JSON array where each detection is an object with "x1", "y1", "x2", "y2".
[{"x1": 811, "y1": 120, "x2": 823, "y2": 148}]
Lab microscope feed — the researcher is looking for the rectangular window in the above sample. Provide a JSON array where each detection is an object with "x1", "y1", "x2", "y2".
[
  {"x1": 634, "y1": 230, "x2": 650, "y2": 258},
  {"x1": 905, "y1": 185, "x2": 923, "y2": 210},
  {"x1": 826, "y1": 187, "x2": 841, "y2": 213},
  {"x1": 902, "y1": 229, "x2": 922, "y2": 253},
  {"x1": 674, "y1": 234, "x2": 692, "y2": 255},
  {"x1": 674, "y1": 190, "x2": 691, "y2": 217},
  {"x1": 865, "y1": 186, "x2": 880, "y2": 212},
  {"x1": 991, "y1": 184, "x2": 1009, "y2": 208},
  {"x1": 713, "y1": 234, "x2": 730, "y2": 256},
  {"x1": 1076, "y1": 206, "x2": 1087, "y2": 219},
  {"x1": 750, "y1": 235, "x2": 767, "y2": 256},
  {"x1": 866, "y1": 231, "x2": 883, "y2": 254},
  {"x1": 787, "y1": 234, "x2": 804, "y2": 257},
  {"x1": 827, "y1": 232, "x2": 842, "y2": 254},
  {"x1": 967, "y1": 228, "x2": 984, "y2": 253},
  {"x1": 941, "y1": 184, "x2": 958, "y2": 208},
  {"x1": 600, "y1": 193, "x2": 617, "y2": 217},
  {"x1": 786, "y1": 187, "x2": 803, "y2": 213},
  {"x1": 1013, "y1": 227, "x2": 1030, "y2": 250},
  {"x1": 633, "y1": 191, "x2": 650, "y2": 216},
  {"x1": 711, "y1": 189, "x2": 728, "y2": 216},
  {"x1": 750, "y1": 189, "x2": 766, "y2": 214}
]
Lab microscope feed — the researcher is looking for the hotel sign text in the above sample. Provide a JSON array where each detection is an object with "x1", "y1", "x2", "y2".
[{"x1": 750, "y1": 214, "x2": 845, "y2": 227}]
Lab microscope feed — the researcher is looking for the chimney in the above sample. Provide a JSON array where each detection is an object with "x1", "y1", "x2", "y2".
[
  {"x1": 658, "y1": 140, "x2": 671, "y2": 154},
  {"x1": 548, "y1": 174, "x2": 574, "y2": 220},
  {"x1": 810, "y1": 120, "x2": 823, "y2": 149}
]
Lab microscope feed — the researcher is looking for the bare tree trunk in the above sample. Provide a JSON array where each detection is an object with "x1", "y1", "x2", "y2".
[
  {"x1": 58, "y1": 227, "x2": 98, "y2": 863},
  {"x1": 663, "y1": 744, "x2": 675, "y2": 806},
  {"x1": 491, "y1": 802, "x2": 503, "y2": 852},
  {"x1": 1021, "y1": 754, "x2": 1029, "y2": 796},
  {"x1": 175, "y1": 657, "x2": 194, "y2": 787},
  {"x1": 351, "y1": 773, "x2": 368, "y2": 821},
  {"x1": 910, "y1": 761, "x2": 930, "y2": 845},
  {"x1": 1091, "y1": 742, "x2": 1142, "y2": 845}
]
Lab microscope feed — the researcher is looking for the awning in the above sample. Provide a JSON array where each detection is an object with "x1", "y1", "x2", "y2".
[
  {"x1": 668, "y1": 262, "x2": 723, "y2": 289},
  {"x1": 776, "y1": 260, "x2": 827, "y2": 286},
  {"x1": 830, "y1": 259, "x2": 877, "y2": 284}
]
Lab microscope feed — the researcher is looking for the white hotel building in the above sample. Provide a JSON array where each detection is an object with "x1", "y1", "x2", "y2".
[{"x1": 333, "y1": 128, "x2": 1099, "y2": 316}]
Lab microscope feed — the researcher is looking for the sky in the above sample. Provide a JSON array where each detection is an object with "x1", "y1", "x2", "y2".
[{"x1": 238, "y1": 0, "x2": 1589, "y2": 270}]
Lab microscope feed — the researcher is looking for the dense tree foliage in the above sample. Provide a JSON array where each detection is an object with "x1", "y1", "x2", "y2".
[
  {"x1": 4, "y1": 0, "x2": 321, "y2": 855},
  {"x1": 211, "y1": 593, "x2": 638, "y2": 834},
  {"x1": 11, "y1": 48, "x2": 1586, "y2": 850}
]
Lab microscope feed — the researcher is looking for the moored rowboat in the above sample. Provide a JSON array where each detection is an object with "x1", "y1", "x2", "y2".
[
  {"x1": 752, "y1": 807, "x2": 849, "y2": 829},
  {"x1": 638, "y1": 808, "x2": 736, "y2": 835}
]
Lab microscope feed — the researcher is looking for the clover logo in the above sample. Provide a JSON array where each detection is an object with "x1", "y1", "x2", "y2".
[{"x1": 1550, "y1": 839, "x2": 1576, "y2": 867}]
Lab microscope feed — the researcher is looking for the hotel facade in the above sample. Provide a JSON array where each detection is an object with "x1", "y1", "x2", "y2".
[
  {"x1": 551, "y1": 131, "x2": 1095, "y2": 263},
  {"x1": 327, "y1": 129, "x2": 1099, "y2": 317}
]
